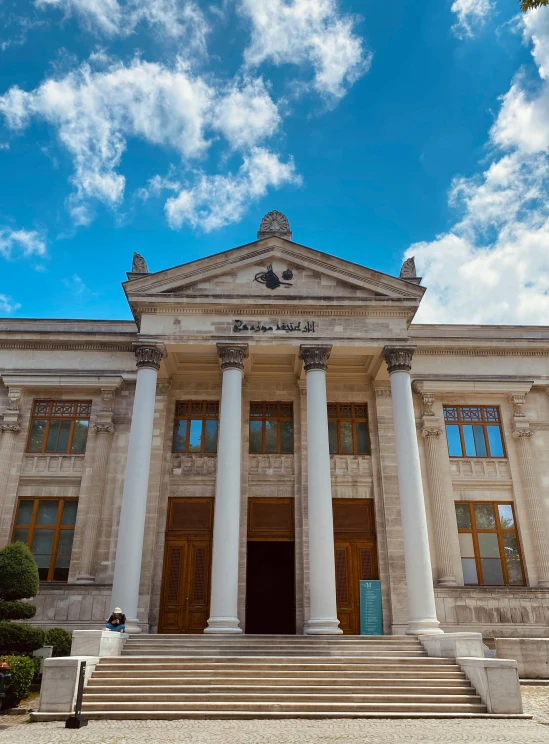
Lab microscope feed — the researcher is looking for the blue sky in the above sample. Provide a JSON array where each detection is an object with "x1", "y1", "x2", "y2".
[{"x1": 0, "y1": 0, "x2": 547, "y2": 323}]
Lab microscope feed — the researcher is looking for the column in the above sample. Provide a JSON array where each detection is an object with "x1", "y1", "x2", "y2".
[
  {"x1": 512, "y1": 394, "x2": 549, "y2": 587},
  {"x1": 110, "y1": 346, "x2": 163, "y2": 632},
  {"x1": 383, "y1": 346, "x2": 442, "y2": 635},
  {"x1": 205, "y1": 344, "x2": 248, "y2": 634},
  {"x1": 0, "y1": 387, "x2": 22, "y2": 520},
  {"x1": 76, "y1": 389, "x2": 116, "y2": 583},
  {"x1": 299, "y1": 345, "x2": 341, "y2": 635},
  {"x1": 417, "y1": 392, "x2": 458, "y2": 586}
]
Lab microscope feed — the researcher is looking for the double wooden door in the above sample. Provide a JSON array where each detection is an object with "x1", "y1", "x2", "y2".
[
  {"x1": 333, "y1": 499, "x2": 379, "y2": 635},
  {"x1": 159, "y1": 498, "x2": 213, "y2": 634}
]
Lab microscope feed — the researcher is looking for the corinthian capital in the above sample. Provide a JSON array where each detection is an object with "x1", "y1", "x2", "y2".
[
  {"x1": 135, "y1": 346, "x2": 164, "y2": 371},
  {"x1": 299, "y1": 345, "x2": 332, "y2": 372},
  {"x1": 217, "y1": 344, "x2": 248, "y2": 372},
  {"x1": 383, "y1": 346, "x2": 416, "y2": 374}
]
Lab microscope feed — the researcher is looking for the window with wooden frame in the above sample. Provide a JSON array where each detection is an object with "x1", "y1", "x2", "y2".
[
  {"x1": 249, "y1": 402, "x2": 293, "y2": 454},
  {"x1": 444, "y1": 406, "x2": 505, "y2": 458},
  {"x1": 12, "y1": 498, "x2": 78, "y2": 582},
  {"x1": 27, "y1": 400, "x2": 92, "y2": 455},
  {"x1": 455, "y1": 501, "x2": 524, "y2": 586},
  {"x1": 328, "y1": 403, "x2": 370, "y2": 455},
  {"x1": 172, "y1": 401, "x2": 219, "y2": 454}
]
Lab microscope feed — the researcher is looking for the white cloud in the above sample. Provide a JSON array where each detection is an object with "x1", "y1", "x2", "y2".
[
  {"x1": 214, "y1": 77, "x2": 281, "y2": 150},
  {"x1": 137, "y1": 170, "x2": 181, "y2": 200},
  {"x1": 451, "y1": 0, "x2": 493, "y2": 39},
  {"x1": 407, "y1": 8, "x2": 549, "y2": 325},
  {"x1": 0, "y1": 294, "x2": 21, "y2": 314},
  {"x1": 165, "y1": 147, "x2": 301, "y2": 231},
  {"x1": 0, "y1": 227, "x2": 46, "y2": 259},
  {"x1": 63, "y1": 273, "x2": 95, "y2": 296},
  {"x1": 35, "y1": 0, "x2": 209, "y2": 49},
  {"x1": 239, "y1": 0, "x2": 370, "y2": 101}
]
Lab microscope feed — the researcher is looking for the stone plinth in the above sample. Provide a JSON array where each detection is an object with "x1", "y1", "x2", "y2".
[
  {"x1": 457, "y1": 657, "x2": 523, "y2": 714},
  {"x1": 38, "y1": 656, "x2": 100, "y2": 713},
  {"x1": 495, "y1": 638, "x2": 549, "y2": 679},
  {"x1": 419, "y1": 632, "x2": 484, "y2": 659},
  {"x1": 71, "y1": 629, "x2": 128, "y2": 657}
]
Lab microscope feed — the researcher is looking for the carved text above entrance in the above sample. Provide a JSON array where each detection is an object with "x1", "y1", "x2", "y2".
[{"x1": 233, "y1": 320, "x2": 316, "y2": 334}]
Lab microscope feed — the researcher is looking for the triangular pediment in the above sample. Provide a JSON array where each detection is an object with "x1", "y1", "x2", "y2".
[{"x1": 124, "y1": 238, "x2": 424, "y2": 305}]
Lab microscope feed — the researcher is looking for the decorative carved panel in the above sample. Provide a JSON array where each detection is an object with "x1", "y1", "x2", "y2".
[
  {"x1": 333, "y1": 498, "x2": 376, "y2": 537},
  {"x1": 22, "y1": 454, "x2": 84, "y2": 476},
  {"x1": 168, "y1": 498, "x2": 213, "y2": 534},
  {"x1": 171, "y1": 453, "x2": 217, "y2": 476},
  {"x1": 450, "y1": 458, "x2": 511, "y2": 481},
  {"x1": 330, "y1": 456, "x2": 372, "y2": 478},
  {"x1": 248, "y1": 497, "x2": 294, "y2": 541},
  {"x1": 248, "y1": 455, "x2": 294, "y2": 477}
]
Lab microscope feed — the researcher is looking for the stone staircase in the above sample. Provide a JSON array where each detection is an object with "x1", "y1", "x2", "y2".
[{"x1": 79, "y1": 634, "x2": 494, "y2": 719}]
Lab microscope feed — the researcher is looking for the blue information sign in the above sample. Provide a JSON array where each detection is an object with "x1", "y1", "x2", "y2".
[{"x1": 359, "y1": 580, "x2": 383, "y2": 635}]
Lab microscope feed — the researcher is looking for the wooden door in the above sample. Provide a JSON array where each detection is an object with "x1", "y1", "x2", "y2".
[
  {"x1": 333, "y1": 499, "x2": 379, "y2": 635},
  {"x1": 159, "y1": 498, "x2": 213, "y2": 634}
]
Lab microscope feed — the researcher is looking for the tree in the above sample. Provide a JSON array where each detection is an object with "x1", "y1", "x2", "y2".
[
  {"x1": 520, "y1": 0, "x2": 548, "y2": 10},
  {"x1": 0, "y1": 542, "x2": 39, "y2": 620}
]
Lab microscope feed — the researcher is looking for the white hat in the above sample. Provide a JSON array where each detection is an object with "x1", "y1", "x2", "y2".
[{"x1": 114, "y1": 607, "x2": 122, "y2": 613}]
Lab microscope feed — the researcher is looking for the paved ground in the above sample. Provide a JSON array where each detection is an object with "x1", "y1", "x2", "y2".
[{"x1": 0, "y1": 687, "x2": 548, "y2": 743}]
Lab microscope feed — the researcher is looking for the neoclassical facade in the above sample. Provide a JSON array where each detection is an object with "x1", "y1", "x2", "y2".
[{"x1": 1, "y1": 212, "x2": 549, "y2": 639}]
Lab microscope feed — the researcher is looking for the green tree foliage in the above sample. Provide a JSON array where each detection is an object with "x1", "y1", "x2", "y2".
[
  {"x1": 520, "y1": 0, "x2": 548, "y2": 10},
  {"x1": 0, "y1": 542, "x2": 39, "y2": 610},
  {"x1": 45, "y1": 627, "x2": 72, "y2": 657},
  {"x1": 0, "y1": 623, "x2": 45, "y2": 655},
  {"x1": 0, "y1": 655, "x2": 35, "y2": 710}
]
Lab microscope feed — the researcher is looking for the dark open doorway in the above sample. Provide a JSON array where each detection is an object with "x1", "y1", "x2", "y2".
[{"x1": 245, "y1": 541, "x2": 296, "y2": 634}]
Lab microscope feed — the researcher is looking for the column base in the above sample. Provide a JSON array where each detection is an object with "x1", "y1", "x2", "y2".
[
  {"x1": 205, "y1": 617, "x2": 243, "y2": 634},
  {"x1": 437, "y1": 577, "x2": 458, "y2": 587},
  {"x1": 406, "y1": 619, "x2": 443, "y2": 636},
  {"x1": 304, "y1": 617, "x2": 343, "y2": 635},
  {"x1": 74, "y1": 574, "x2": 95, "y2": 584},
  {"x1": 538, "y1": 580, "x2": 549, "y2": 588},
  {"x1": 122, "y1": 618, "x2": 142, "y2": 634}
]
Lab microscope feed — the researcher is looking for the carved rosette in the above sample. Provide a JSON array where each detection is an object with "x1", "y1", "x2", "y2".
[
  {"x1": 383, "y1": 346, "x2": 416, "y2": 374},
  {"x1": 217, "y1": 344, "x2": 248, "y2": 372},
  {"x1": 135, "y1": 346, "x2": 163, "y2": 371},
  {"x1": 299, "y1": 345, "x2": 332, "y2": 373},
  {"x1": 92, "y1": 422, "x2": 115, "y2": 434},
  {"x1": 0, "y1": 422, "x2": 21, "y2": 434}
]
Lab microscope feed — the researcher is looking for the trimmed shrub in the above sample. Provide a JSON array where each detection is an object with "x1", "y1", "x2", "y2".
[
  {"x1": 0, "y1": 655, "x2": 35, "y2": 710},
  {"x1": 45, "y1": 627, "x2": 72, "y2": 657},
  {"x1": 0, "y1": 543, "x2": 39, "y2": 624},
  {"x1": 0, "y1": 601, "x2": 36, "y2": 620},
  {"x1": 0, "y1": 622, "x2": 45, "y2": 655}
]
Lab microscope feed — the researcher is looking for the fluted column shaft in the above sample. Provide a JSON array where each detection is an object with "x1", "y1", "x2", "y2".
[
  {"x1": 77, "y1": 392, "x2": 115, "y2": 582},
  {"x1": 514, "y1": 429, "x2": 549, "y2": 586},
  {"x1": 111, "y1": 346, "x2": 163, "y2": 632},
  {"x1": 383, "y1": 347, "x2": 442, "y2": 635},
  {"x1": 206, "y1": 344, "x2": 248, "y2": 634},
  {"x1": 422, "y1": 428, "x2": 457, "y2": 586},
  {"x1": 0, "y1": 388, "x2": 22, "y2": 521},
  {"x1": 300, "y1": 345, "x2": 341, "y2": 635}
]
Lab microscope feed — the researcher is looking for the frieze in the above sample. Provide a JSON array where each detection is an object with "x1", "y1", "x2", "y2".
[{"x1": 233, "y1": 319, "x2": 316, "y2": 334}]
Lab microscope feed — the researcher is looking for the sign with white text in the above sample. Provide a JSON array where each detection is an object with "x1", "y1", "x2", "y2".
[{"x1": 360, "y1": 580, "x2": 383, "y2": 635}]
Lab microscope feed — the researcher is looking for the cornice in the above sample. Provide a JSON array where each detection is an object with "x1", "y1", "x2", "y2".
[
  {"x1": 0, "y1": 341, "x2": 135, "y2": 352},
  {"x1": 415, "y1": 348, "x2": 549, "y2": 357},
  {"x1": 130, "y1": 305, "x2": 413, "y2": 318},
  {"x1": 413, "y1": 379, "x2": 533, "y2": 395},
  {"x1": 1, "y1": 374, "x2": 128, "y2": 389}
]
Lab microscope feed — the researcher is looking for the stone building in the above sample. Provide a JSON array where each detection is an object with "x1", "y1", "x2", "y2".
[{"x1": 1, "y1": 211, "x2": 549, "y2": 640}]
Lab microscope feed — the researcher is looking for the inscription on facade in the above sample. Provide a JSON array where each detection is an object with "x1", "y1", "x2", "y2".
[{"x1": 233, "y1": 320, "x2": 316, "y2": 334}]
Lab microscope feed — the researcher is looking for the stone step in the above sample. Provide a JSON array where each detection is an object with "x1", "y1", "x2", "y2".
[
  {"x1": 35, "y1": 711, "x2": 533, "y2": 721},
  {"x1": 100, "y1": 656, "x2": 454, "y2": 668},
  {"x1": 88, "y1": 676, "x2": 471, "y2": 687},
  {"x1": 84, "y1": 684, "x2": 476, "y2": 696},
  {"x1": 122, "y1": 649, "x2": 427, "y2": 657},
  {"x1": 81, "y1": 701, "x2": 487, "y2": 714},
  {"x1": 127, "y1": 634, "x2": 413, "y2": 641},
  {"x1": 93, "y1": 669, "x2": 467, "y2": 680}
]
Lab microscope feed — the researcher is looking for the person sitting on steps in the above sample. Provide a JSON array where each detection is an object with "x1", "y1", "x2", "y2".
[{"x1": 106, "y1": 607, "x2": 126, "y2": 632}]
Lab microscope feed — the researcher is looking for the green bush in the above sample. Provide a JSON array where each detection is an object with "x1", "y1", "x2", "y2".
[
  {"x1": 1, "y1": 655, "x2": 35, "y2": 710},
  {"x1": 45, "y1": 627, "x2": 72, "y2": 657},
  {"x1": 0, "y1": 600, "x2": 36, "y2": 620},
  {"x1": 0, "y1": 622, "x2": 45, "y2": 655},
  {"x1": 0, "y1": 543, "x2": 39, "y2": 623}
]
